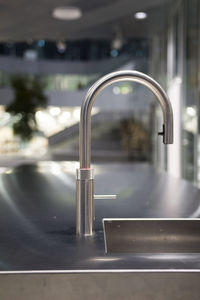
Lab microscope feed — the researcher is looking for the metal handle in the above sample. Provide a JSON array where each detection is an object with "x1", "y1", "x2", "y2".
[
  {"x1": 93, "y1": 194, "x2": 117, "y2": 222},
  {"x1": 94, "y1": 194, "x2": 117, "y2": 200}
]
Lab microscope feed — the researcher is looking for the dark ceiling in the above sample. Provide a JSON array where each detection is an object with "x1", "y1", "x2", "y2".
[{"x1": 0, "y1": 0, "x2": 171, "y2": 41}]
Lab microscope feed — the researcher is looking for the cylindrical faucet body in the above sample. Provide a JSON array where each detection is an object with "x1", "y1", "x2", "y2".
[
  {"x1": 76, "y1": 70, "x2": 174, "y2": 236},
  {"x1": 76, "y1": 168, "x2": 94, "y2": 236}
]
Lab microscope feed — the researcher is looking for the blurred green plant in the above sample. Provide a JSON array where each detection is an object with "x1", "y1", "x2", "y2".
[{"x1": 6, "y1": 75, "x2": 47, "y2": 141}]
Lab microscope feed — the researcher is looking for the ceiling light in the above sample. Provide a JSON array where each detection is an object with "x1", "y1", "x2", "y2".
[
  {"x1": 134, "y1": 12, "x2": 147, "y2": 20},
  {"x1": 49, "y1": 107, "x2": 61, "y2": 116},
  {"x1": 121, "y1": 85, "x2": 132, "y2": 95},
  {"x1": 58, "y1": 111, "x2": 71, "y2": 124},
  {"x1": 73, "y1": 108, "x2": 80, "y2": 120},
  {"x1": 186, "y1": 107, "x2": 196, "y2": 117},
  {"x1": 52, "y1": 6, "x2": 82, "y2": 21},
  {"x1": 62, "y1": 111, "x2": 71, "y2": 119},
  {"x1": 113, "y1": 86, "x2": 120, "y2": 95}
]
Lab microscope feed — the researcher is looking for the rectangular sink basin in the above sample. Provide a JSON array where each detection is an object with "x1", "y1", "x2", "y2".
[{"x1": 103, "y1": 218, "x2": 200, "y2": 254}]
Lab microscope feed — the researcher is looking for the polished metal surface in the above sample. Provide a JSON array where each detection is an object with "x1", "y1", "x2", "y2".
[
  {"x1": 77, "y1": 70, "x2": 174, "y2": 236},
  {"x1": 103, "y1": 218, "x2": 200, "y2": 253},
  {"x1": 94, "y1": 195, "x2": 117, "y2": 200},
  {"x1": 0, "y1": 162, "x2": 200, "y2": 272},
  {"x1": 76, "y1": 168, "x2": 94, "y2": 180},
  {"x1": 76, "y1": 168, "x2": 94, "y2": 235},
  {"x1": 2, "y1": 273, "x2": 200, "y2": 300}
]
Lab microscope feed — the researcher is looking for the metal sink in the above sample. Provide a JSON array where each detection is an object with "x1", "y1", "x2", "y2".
[
  {"x1": 1, "y1": 163, "x2": 200, "y2": 299},
  {"x1": 103, "y1": 218, "x2": 200, "y2": 253}
]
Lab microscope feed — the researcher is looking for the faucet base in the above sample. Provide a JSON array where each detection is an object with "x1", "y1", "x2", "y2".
[{"x1": 76, "y1": 168, "x2": 94, "y2": 236}]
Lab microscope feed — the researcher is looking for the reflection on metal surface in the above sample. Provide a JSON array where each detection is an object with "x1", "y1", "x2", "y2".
[
  {"x1": 94, "y1": 195, "x2": 117, "y2": 200},
  {"x1": 146, "y1": 254, "x2": 199, "y2": 261},
  {"x1": 0, "y1": 175, "x2": 40, "y2": 235},
  {"x1": 37, "y1": 161, "x2": 79, "y2": 175},
  {"x1": 189, "y1": 206, "x2": 200, "y2": 218},
  {"x1": 103, "y1": 218, "x2": 200, "y2": 254},
  {"x1": 88, "y1": 256, "x2": 121, "y2": 262}
]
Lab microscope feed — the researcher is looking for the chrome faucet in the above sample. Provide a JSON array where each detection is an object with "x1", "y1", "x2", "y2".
[{"x1": 76, "y1": 70, "x2": 173, "y2": 236}]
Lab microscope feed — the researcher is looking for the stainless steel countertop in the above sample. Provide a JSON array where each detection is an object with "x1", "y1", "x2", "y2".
[{"x1": 0, "y1": 161, "x2": 200, "y2": 272}]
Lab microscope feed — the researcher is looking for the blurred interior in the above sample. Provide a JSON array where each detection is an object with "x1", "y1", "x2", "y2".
[{"x1": 0, "y1": 0, "x2": 199, "y2": 188}]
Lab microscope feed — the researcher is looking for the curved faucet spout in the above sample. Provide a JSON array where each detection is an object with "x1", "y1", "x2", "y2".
[
  {"x1": 77, "y1": 70, "x2": 174, "y2": 236},
  {"x1": 80, "y1": 70, "x2": 173, "y2": 168}
]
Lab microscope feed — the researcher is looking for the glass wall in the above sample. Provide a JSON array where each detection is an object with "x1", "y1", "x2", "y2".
[
  {"x1": 182, "y1": 0, "x2": 200, "y2": 186},
  {"x1": 149, "y1": 0, "x2": 200, "y2": 188}
]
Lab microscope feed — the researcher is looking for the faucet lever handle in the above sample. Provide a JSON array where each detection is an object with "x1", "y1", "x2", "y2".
[
  {"x1": 158, "y1": 124, "x2": 165, "y2": 136},
  {"x1": 158, "y1": 131, "x2": 164, "y2": 136},
  {"x1": 94, "y1": 194, "x2": 117, "y2": 200},
  {"x1": 93, "y1": 195, "x2": 117, "y2": 221}
]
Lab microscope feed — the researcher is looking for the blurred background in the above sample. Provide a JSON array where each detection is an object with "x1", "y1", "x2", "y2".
[{"x1": 0, "y1": 0, "x2": 199, "y2": 187}]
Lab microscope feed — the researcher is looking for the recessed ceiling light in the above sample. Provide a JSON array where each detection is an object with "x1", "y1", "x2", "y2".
[
  {"x1": 52, "y1": 6, "x2": 82, "y2": 21},
  {"x1": 134, "y1": 12, "x2": 147, "y2": 20}
]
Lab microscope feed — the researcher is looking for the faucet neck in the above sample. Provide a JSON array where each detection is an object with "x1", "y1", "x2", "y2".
[{"x1": 80, "y1": 70, "x2": 173, "y2": 168}]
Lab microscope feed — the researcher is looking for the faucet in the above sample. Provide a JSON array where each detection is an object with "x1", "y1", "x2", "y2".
[{"x1": 76, "y1": 70, "x2": 173, "y2": 236}]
